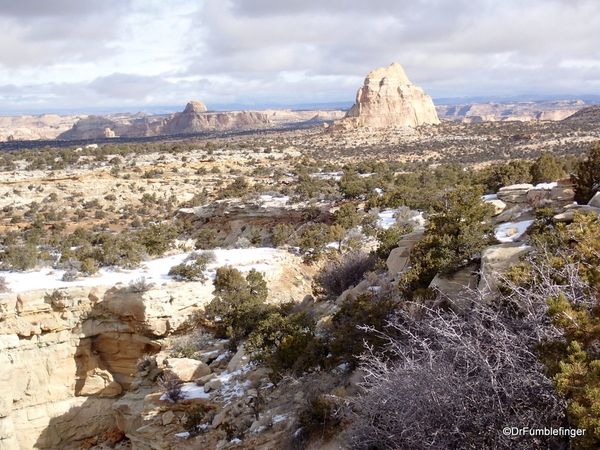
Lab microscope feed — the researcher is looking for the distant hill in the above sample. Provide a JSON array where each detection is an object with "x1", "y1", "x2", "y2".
[{"x1": 563, "y1": 105, "x2": 600, "y2": 124}]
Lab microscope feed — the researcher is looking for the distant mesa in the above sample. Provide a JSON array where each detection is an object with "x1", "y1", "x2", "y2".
[
  {"x1": 157, "y1": 101, "x2": 271, "y2": 135},
  {"x1": 329, "y1": 62, "x2": 440, "y2": 131},
  {"x1": 57, "y1": 101, "x2": 272, "y2": 140}
]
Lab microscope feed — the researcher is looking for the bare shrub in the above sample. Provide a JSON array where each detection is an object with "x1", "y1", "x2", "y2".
[
  {"x1": 344, "y1": 291, "x2": 566, "y2": 450},
  {"x1": 158, "y1": 372, "x2": 184, "y2": 403},
  {"x1": 62, "y1": 270, "x2": 79, "y2": 282},
  {"x1": 129, "y1": 276, "x2": 154, "y2": 293},
  {"x1": 313, "y1": 250, "x2": 376, "y2": 300},
  {"x1": 135, "y1": 354, "x2": 154, "y2": 373},
  {"x1": 235, "y1": 236, "x2": 252, "y2": 249},
  {"x1": 0, "y1": 276, "x2": 11, "y2": 293}
]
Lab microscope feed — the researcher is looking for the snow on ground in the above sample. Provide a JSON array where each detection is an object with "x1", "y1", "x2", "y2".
[
  {"x1": 0, "y1": 248, "x2": 283, "y2": 293},
  {"x1": 482, "y1": 194, "x2": 498, "y2": 200},
  {"x1": 378, "y1": 209, "x2": 425, "y2": 229},
  {"x1": 378, "y1": 210, "x2": 396, "y2": 229},
  {"x1": 213, "y1": 367, "x2": 253, "y2": 402},
  {"x1": 534, "y1": 182, "x2": 558, "y2": 190},
  {"x1": 495, "y1": 220, "x2": 534, "y2": 243}
]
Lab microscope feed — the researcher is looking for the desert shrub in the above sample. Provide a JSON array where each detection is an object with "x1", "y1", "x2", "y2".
[
  {"x1": 158, "y1": 372, "x2": 184, "y2": 403},
  {"x1": 374, "y1": 223, "x2": 412, "y2": 261},
  {"x1": 313, "y1": 250, "x2": 376, "y2": 300},
  {"x1": 205, "y1": 267, "x2": 270, "y2": 340},
  {"x1": 195, "y1": 229, "x2": 219, "y2": 250},
  {"x1": 478, "y1": 159, "x2": 533, "y2": 192},
  {"x1": 0, "y1": 276, "x2": 11, "y2": 293},
  {"x1": 135, "y1": 222, "x2": 179, "y2": 256},
  {"x1": 183, "y1": 405, "x2": 213, "y2": 437},
  {"x1": 218, "y1": 176, "x2": 249, "y2": 199},
  {"x1": 0, "y1": 243, "x2": 39, "y2": 271},
  {"x1": 294, "y1": 223, "x2": 334, "y2": 263},
  {"x1": 399, "y1": 185, "x2": 496, "y2": 297},
  {"x1": 530, "y1": 152, "x2": 566, "y2": 185},
  {"x1": 81, "y1": 257, "x2": 99, "y2": 276},
  {"x1": 328, "y1": 284, "x2": 399, "y2": 368},
  {"x1": 332, "y1": 203, "x2": 363, "y2": 230},
  {"x1": 168, "y1": 253, "x2": 210, "y2": 282},
  {"x1": 170, "y1": 331, "x2": 214, "y2": 360},
  {"x1": 234, "y1": 236, "x2": 252, "y2": 249},
  {"x1": 62, "y1": 270, "x2": 78, "y2": 282},
  {"x1": 246, "y1": 307, "x2": 326, "y2": 380},
  {"x1": 572, "y1": 142, "x2": 600, "y2": 204},
  {"x1": 296, "y1": 395, "x2": 341, "y2": 445},
  {"x1": 270, "y1": 223, "x2": 295, "y2": 248},
  {"x1": 129, "y1": 276, "x2": 154, "y2": 293}
]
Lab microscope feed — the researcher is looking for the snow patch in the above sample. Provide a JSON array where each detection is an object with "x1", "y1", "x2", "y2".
[
  {"x1": 495, "y1": 220, "x2": 534, "y2": 243},
  {"x1": 0, "y1": 247, "x2": 283, "y2": 293}
]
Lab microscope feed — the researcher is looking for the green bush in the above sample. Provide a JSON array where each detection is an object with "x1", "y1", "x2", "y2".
[
  {"x1": 205, "y1": 267, "x2": 270, "y2": 340},
  {"x1": 328, "y1": 290, "x2": 398, "y2": 368},
  {"x1": 195, "y1": 229, "x2": 219, "y2": 250},
  {"x1": 168, "y1": 253, "x2": 210, "y2": 281},
  {"x1": 135, "y1": 223, "x2": 179, "y2": 256},
  {"x1": 399, "y1": 185, "x2": 496, "y2": 297},
  {"x1": 530, "y1": 153, "x2": 566, "y2": 185},
  {"x1": 270, "y1": 223, "x2": 295, "y2": 248},
  {"x1": 572, "y1": 142, "x2": 600, "y2": 204}
]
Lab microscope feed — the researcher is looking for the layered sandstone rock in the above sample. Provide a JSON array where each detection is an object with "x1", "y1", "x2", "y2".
[
  {"x1": 330, "y1": 62, "x2": 439, "y2": 131},
  {"x1": 156, "y1": 101, "x2": 272, "y2": 135},
  {"x1": 437, "y1": 100, "x2": 587, "y2": 123}
]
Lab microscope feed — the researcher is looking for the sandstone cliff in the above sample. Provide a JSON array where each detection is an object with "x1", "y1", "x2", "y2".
[{"x1": 330, "y1": 62, "x2": 440, "y2": 131}]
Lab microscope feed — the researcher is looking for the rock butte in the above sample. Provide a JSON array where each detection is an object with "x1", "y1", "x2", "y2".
[{"x1": 330, "y1": 62, "x2": 440, "y2": 131}]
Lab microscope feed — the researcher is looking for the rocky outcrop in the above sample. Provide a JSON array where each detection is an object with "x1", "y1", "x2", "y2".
[
  {"x1": 386, "y1": 228, "x2": 425, "y2": 280},
  {"x1": 0, "y1": 282, "x2": 209, "y2": 449},
  {"x1": 177, "y1": 196, "x2": 329, "y2": 247},
  {"x1": 496, "y1": 180, "x2": 574, "y2": 208},
  {"x1": 478, "y1": 243, "x2": 533, "y2": 301},
  {"x1": 330, "y1": 62, "x2": 439, "y2": 131}
]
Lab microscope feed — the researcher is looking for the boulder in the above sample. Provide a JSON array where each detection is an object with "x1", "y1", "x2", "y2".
[
  {"x1": 495, "y1": 205, "x2": 524, "y2": 223},
  {"x1": 165, "y1": 358, "x2": 211, "y2": 382},
  {"x1": 486, "y1": 199, "x2": 507, "y2": 215},
  {"x1": 330, "y1": 62, "x2": 439, "y2": 130},
  {"x1": 553, "y1": 205, "x2": 600, "y2": 222},
  {"x1": 497, "y1": 184, "x2": 533, "y2": 203},
  {"x1": 479, "y1": 243, "x2": 533, "y2": 300},
  {"x1": 429, "y1": 264, "x2": 479, "y2": 309},
  {"x1": 385, "y1": 228, "x2": 425, "y2": 279},
  {"x1": 588, "y1": 192, "x2": 600, "y2": 208}
]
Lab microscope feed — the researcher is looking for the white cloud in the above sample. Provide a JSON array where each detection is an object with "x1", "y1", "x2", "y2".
[{"x1": 1, "y1": 0, "x2": 600, "y2": 112}]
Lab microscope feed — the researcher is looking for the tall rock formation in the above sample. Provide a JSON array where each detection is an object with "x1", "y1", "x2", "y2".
[{"x1": 330, "y1": 62, "x2": 439, "y2": 131}]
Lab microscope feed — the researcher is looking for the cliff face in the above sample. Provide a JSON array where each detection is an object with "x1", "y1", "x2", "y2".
[
  {"x1": 330, "y1": 62, "x2": 440, "y2": 131},
  {"x1": 156, "y1": 108, "x2": 272, "y2": 135},
  {"x1": 0, "y1": 283, "x2": 207, "y2": 449}
]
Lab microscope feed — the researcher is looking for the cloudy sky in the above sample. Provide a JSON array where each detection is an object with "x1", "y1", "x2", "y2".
[{"x1": 1, "y1": 0, "x2": 599, "y2": 114}]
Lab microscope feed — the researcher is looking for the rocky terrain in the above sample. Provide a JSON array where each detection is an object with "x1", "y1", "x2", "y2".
[{"x1": 329, "y1": 62, "x2": 439, "y2": 131}]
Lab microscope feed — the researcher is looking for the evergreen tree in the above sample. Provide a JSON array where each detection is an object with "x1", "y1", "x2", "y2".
[
  {"x1": 529, "y1": 153, "x2": 566, "y2": 185},
  {"x1": 572, "y1": 142, "x2": 600, "y2": 204}
]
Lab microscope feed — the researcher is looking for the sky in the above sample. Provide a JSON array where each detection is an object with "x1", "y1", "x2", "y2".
[{"x1": 0, "y1": 0, "x2": 599, "y2": 114}]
